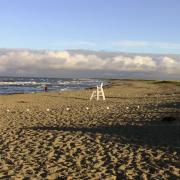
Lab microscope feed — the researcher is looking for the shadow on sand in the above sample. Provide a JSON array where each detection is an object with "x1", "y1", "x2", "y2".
[
  {"x1": 26, "y1": 121, "x2": 180, "y2": 148},
  {"x1": 42, "y1": 94, "x2": 88, "y2": 100}
]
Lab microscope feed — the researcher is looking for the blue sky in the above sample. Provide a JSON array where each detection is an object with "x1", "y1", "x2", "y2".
[{"x1": 0, "y1": 0, "x2": 180, "y2": 54}]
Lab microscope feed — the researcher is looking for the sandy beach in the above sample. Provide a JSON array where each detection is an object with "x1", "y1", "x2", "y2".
[{"x1": 0, "y1": 80, "x2": 179, "y2": 179}]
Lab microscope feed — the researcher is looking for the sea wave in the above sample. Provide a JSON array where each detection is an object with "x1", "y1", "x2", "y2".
[
  {"x1": 0, "y1": 77, "x2": 104, "y2": 94},
  {"x1": 0, "y1": 81, "x2": 51, "y2": 86}
]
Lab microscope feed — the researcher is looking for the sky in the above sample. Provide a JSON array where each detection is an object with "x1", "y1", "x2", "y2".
[
  {"x1": 0, "y1": 0, "x2": 180, "y2": 54},
  {"x1": 0, "y1": 0, "x2": 180, "y2": 79}
]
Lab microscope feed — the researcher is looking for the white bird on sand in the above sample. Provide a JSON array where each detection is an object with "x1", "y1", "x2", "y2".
[
  {"x1": 107, "y1": 106, "x2": 110, "y2": 110},
  {"x1": 46, "y1": 108, "x2": 50, "y2": 111},
  {"x1": 66, "y1": 108, "x2": 70, "y2": 111}
]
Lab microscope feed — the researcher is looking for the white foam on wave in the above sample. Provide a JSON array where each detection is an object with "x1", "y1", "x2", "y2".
[
  {"x1": 0, "y1": 81, "x2": 51, "y2": 86},
  {"x1": 57, "y1": 79, "x2": 101, "y2": 85}
]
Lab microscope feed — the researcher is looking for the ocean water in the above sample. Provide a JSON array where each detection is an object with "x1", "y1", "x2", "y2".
[{"x1": 0, "y1": 77, "x2": 104, "y2": 94}]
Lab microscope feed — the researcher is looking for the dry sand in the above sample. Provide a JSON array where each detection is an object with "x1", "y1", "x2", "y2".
[{"x1": 0, "y1": 80, "x2": 180, "y2": 179}]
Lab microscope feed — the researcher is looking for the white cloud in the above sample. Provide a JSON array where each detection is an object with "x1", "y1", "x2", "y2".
[
  {"x1": 112, "y1": 40, "x2": 148, "y2": 47},
  {"x1": 0, "y1": 49, "x2": 179, "y2": 77},
  {"x1": 113, "y1": 40, "x2": 180, "y2": 50},
  {"x1": 160, "y1": 56, "x2": 180, "y2": 74},
  {"x1": 109, "y1": 56, "x2": 156, "y2": 71},
  {"x1": 49, "y1": 41, "x2": 97, "y2": 49},
  {"x1": 153, "y1": 42, "x2": 180, "y2": 50}
]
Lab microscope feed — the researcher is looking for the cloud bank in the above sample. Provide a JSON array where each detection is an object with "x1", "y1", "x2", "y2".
[{"x1": 0, "y1": 49, "x2": 179, "y2": 79}]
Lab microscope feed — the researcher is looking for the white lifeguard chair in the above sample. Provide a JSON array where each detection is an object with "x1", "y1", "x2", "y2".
[{"x1": 90, "y1": 83, "x2": 106, "y2": 101}]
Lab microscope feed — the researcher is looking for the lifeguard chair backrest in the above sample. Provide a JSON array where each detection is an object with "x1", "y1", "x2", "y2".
[{"x1": 97, "y1": 83, "x2": 103, "y2": 89}]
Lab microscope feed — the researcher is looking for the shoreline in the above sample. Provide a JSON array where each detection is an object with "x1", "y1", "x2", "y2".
[
  {"x1": 0, "y1": 79, "x2": 179, "y2": 96},
  {"x1": 0, "y1": 79, "x2": 111, "y2": 96},
  {"x1": 0, "y1": 77, "x2": 106, "y2": 95}
]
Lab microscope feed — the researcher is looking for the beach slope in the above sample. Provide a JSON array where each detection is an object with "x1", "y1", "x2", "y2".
[{"x1": 0, "y1": 80, "x2": 180, "y2": 179}]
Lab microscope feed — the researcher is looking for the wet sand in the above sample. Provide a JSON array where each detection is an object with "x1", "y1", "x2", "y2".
[{"x1": 0, "y1": 80, "x2": 180, "y2": 179}]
